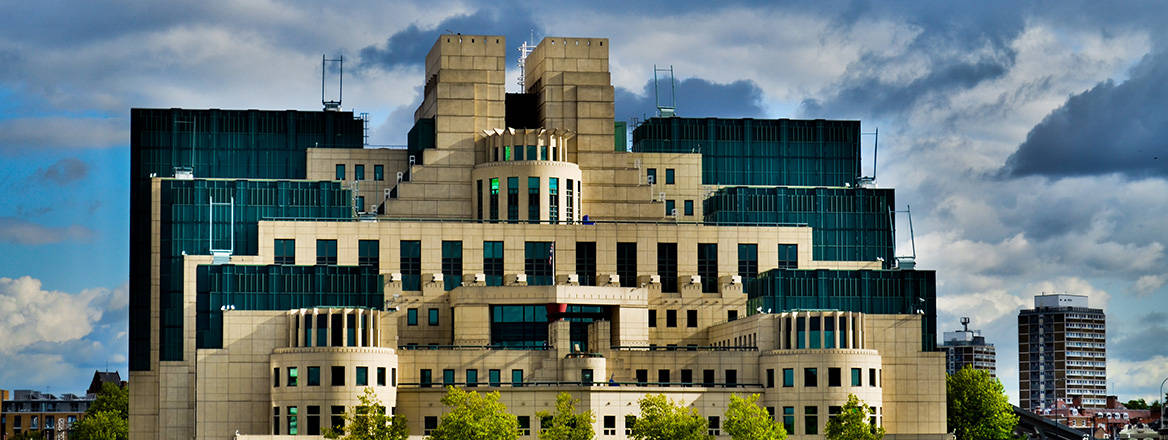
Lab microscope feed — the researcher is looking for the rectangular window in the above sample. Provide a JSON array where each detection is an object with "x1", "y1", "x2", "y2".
[
  {"x1": 477, "y1": 179, "x2": 483, "y2": 219},
  {"x1": 420, "y1": 369, "x2": 432, "y2": 387},
  {"x1": 356, "y1": 367, "x2": 368, "y2": 386},
  {"x1": 442, "y1": 241, "x2": 463, "y2": 291},
  {"x1": 805, "y1": 368, "x2": 818, "y2": 387},
  {"x1": 648, "y1": 309, "x2": 657, "y2": 328},
  {"x1": 274, "y1": 367, "x2": 281, "y2": 387},
  {"x1": 778, "y1": 244, "x2": 798, "y2": 269},
  {"x1": 443, "y1": 369, "x2": 455, "y2": 386},
  {"x1": 428, "y1": 308, "x2": 439, "y2": 326},
  {"x1": 308, "y1": 366, "x2": 321, "y2": 386},
  {"x1": 829, "y1": 367, "x2": 841, "y2": 387},
  {"x1": 575, "y1": 242, "x2": 596, "y2": 286},
  {"x1": 582, "y1": 368, "x2": 594, "y2": 385},
  {"x1": 377, "y1": 367, "x2": 387, "y2": 386},
  {"x1": 307, "y1": 405, "x2": 321, "y2": 435},
  {"x1": 489, "y1": 369, "x2": 501, "y2": 387},
  {"x1": 681, "y1": 369, "x2": 693, "y2": 386},
  {"x1": 374, "y1": 164, "x2": 384, "y2": 181},
  {"x1": 512, "y1": 369, "x2": 524, "y2": 387},
  {"x1": 665, "y1": 168, "x2": 675, "y2": 184},
  {"x1": 273, "y1": 407, "x2": 280, "y2": 435},
  {"x1": 566, "y1": 178, "x2": 574, "y2": 222},
  {"x1": 331, "y1": 366, "x2": 345, "y2": 386},
  {"x1": 504, "y1": 146, "x2": 512, "y2": 161},
  {"x1": 335, "y1": 164, "x2": 345, "y2": 180},
  {"x1": 527, "y1": 145, "x2": 537, "y2": 161},
  {"x1": 647, "y1": 168, "x2": 656, "y2": 184},
  {"x1": 797, "y1": 317, "x2": 806, "y2": 349},
  {"x1": 708, "y1": 416, "x2": 720, "y2": 436},
  {"x1": 518, "y1": 416, "x2": 531, "y2": 436},
  {"x1": 658, "y1": 369, "x2": 670, "y2": 385},
  {"x1": 852, "y1": 368, "x2": 862, "y2": 387},
  {"x1": 687, "y1": 309, "x2": 698, "y2": 328},
  {"x1": 728, "y1": 310, "x2": 738, "y2": 321},
  {"x1": 331, "y1": 406, "x2": 345, "y2": 433},
  {"x1": 358, "y1": 239, "x2": 379, "y2": 268},
  {"x1": 698, "y1": 243, "x2": 718, "y2": 293},
  {"x1": 625, "y1": 416, "x2": 637, "y2": 436},
  {"x1": 540, "y1": 146, "x2": 548, "y2": 160},
  {"x1": 783, "y1": 368, "x2": 794, "y2": 387},
  {"x1": 316, "y1": 239, "x2": 337, "y2": 265},
  {"x1": 287, "y1": 367, "x2": 299, "y2": 387},
  {"x1": 684, "y1": 200, "x2": 694, "y2": 216},
  {"x1": 424, "y1": 416, "x2": 438, "y2": 436},
  {"x1": 657, "y1": 242, "x2": 678, "y2": 292},
  {"x1": 617, "y1": 242, "x2": 637, "y2": 287},
  {"x1": 766, "y1": 369, "x2": 775, "y2": 388},
  {"x1": 524, "y1": 241, "x2": 554, "y2": 286},
  {"x1": 604, "y1": 415, "x2": 617, "y2": 436},
  {"x1": 275, "y1": 239, "x2": 295, "y2": 265},
  {"x1": 870, "y1": 368, "x2": 877, "y2": 387},
  {"x1": 507, "y1": 177, "x2": 519, "y2": 222},
  {"x1": 288, "y1": 406, "x2": 298, "y2": 435},
  {"x1": 527, "y1": 177, "x2": 540, "y2": 223},
  {"x1": 825, "y1": 316, "x2": 836, "y2": 349},
  {"x1": 636, "y1": 369, "x2": 648, "y2": 386},
  {"x1": 466, "y1": 369, "x2": 478, "y2": 387},
  {"x1": 703, "y1": 369, "x2": 715, "y2": 387},
  {"x1": 515, "y1": 145, "x2": 524, "y2": 160},
  {"x1": 726, "y1": 369, "x2": 737, "y2": 387},
  {"x1": 737, "y1": 244, "x2": 757, "y2": 289},
  {"x1": 407, "y1": 308, "x2": 418, "y2": 326},
  {"x1": 489, "y1": 178, "x2": 500, "y2": 221},
  {"x1": 548, "y1": 177, "x2": 559, "y2": 224},
  {"x1": 783, "y1": 407, "x2": 795, "y2": 434},
  {"x1": 483, "y1": 241, "x2": 504, "y2": 286},
  {"x1": 354, "y1": 164, "x2": 365, "y2": 181},
  {"x1": 666, "y1": 310, "x2": 677, "y2": 328},
  {"x1": 400, "y1": 240, "x2": 421, "y2": 291},
  {"x1": 810, "y1": 316, "x2": 821, "y2": 349},
  {"x1": 805, "y1": 406, "x2": 818, "y2": 435},
  {"x1": 355, "y1": 195, "x2": 365, "y2": 212},
  {"x1": 392, "y1": 368, "x2": 397, "y2": 386},
  {"x1": 665, "y1": 199, "x2": 675, "y2": 216}
]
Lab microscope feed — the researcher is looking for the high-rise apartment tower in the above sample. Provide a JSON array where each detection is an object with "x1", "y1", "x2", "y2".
[{"x1": 1018, "y1": 294, "x2": 1106, "y2": 410}]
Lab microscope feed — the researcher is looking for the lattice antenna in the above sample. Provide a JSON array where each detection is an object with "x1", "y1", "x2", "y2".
[
  {"x1": 517, "y1": 29, "x2": 535, "y2": 91},
  {"x1": 653, "y1": 65, "x2": 676, "y2": 117},
  {"x1": 322, "y1": 54, "x2": 343, "y2": 111}
]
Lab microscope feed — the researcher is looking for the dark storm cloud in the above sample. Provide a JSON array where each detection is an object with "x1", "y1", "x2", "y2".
[
  {"x1": 615, "y1": 78, "x2": 765, "y2": 122},
  {"x1": 1000, "y1": 51, "x2": 1168, "y2": 180},
  {"x1": 359, "y1": 9, "x2": 543, "y2": 71},
  {"x1": 1111, "y1": 312, "x2": 1168, "y2": 361},
  {"x1": 36, "y1": 158, "x2": 89, "y2": 185}
]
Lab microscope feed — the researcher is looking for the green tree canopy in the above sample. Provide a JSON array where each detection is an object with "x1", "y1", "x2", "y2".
[
  {"x1": 536, "y1": 393, "x2": 594, "y2": 440},
  {"x1": 428, "y1": 386, "x2": 520, "y2": 440},
  {"x1": 324, "y1": 387, "x2": 408, "y2": 440},
  {"x1": 825, "y1": 394, "x2": 885, "y2": 440},
  {"x1": 724, "y1": 393, "x2": 787, "y2": 440},
  {"x1": 87, "y1": 382, "x2": 129, "y2": 420},
  {"x1": 1125, "y1": 399, "x2": 1149, "y2": 409},
  {"x1": 946, "y1": 366, "x2": 1018, "y2": 440},
  {"x1": 629, "y1": 394, "x2": 711, "y2": 440},
  {"x1": 71, "y1": 410, "x2": 129, "y2": 440}
]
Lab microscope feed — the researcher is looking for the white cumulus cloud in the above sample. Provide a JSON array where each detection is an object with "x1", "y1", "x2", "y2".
[{"x1": 0, "y1": 276, "x2": 126, "y2": 355}]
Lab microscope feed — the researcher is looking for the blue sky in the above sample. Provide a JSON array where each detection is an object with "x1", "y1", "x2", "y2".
[{"x1": 0, "y1": 0, "x2": 1165, "y2": 403}]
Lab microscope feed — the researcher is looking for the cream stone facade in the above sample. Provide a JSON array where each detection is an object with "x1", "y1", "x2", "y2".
[{"x1": 130, "y1": 34, "x2": 950, "y2": 440}]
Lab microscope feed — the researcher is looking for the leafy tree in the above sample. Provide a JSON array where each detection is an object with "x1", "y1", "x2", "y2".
[
  {"x1": 724, "y1": 394, "x2": 786, "y2": 440},
  {"x1": 71, "y1": 411, "x2": 129, "y2": 440},
  {"x1": 324, "y1": 387, "x2": 408, "y2": 440},
  {"x1": 87, "y1": 382, "x2": 129, "y2": 420},
  {"x1": 946, "y1": 366, "x2": 1017, "y2": 440},
  {"x1": 825, "y1": 394, "x2": 885, "y2": 440},
  {"x1": 428, "y1": 386, "x2": 520, "y2": 440},
  {"x1": 1126, "y1": 399, "x2": 1149, "y2": 409},
  {"x1": 629, "y1": 394, "x2": 711, "y2": 440},
  {"x1": 536, "y1": 393, "x2": 594, "y2": 440},
  {"x1": 8, "y1": 430, "x2": 44, "y2": 440},
  {"x1": 72, "y1": 381, "x2": 130, "y2": 440}
]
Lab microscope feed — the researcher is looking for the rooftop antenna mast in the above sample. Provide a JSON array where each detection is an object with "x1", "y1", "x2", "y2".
[
  {"x1": 858, "y1": 127, "x2": 878, "y2": 187},
  {"x1": 517, "y1": 29, "x2": 535, "y2": 91},
  {"x1": 889, "y1": 204, "x2": 917, "y2": 269},
  {"x1": 960, "y1": 316, "x2": 970, "y2": 332},
  {"x1": 322, "y1": 54, "x2": 343, "y2": 111},
  {"x1": 653, "y1": 65, "x2": 676, "y2": 117}
]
